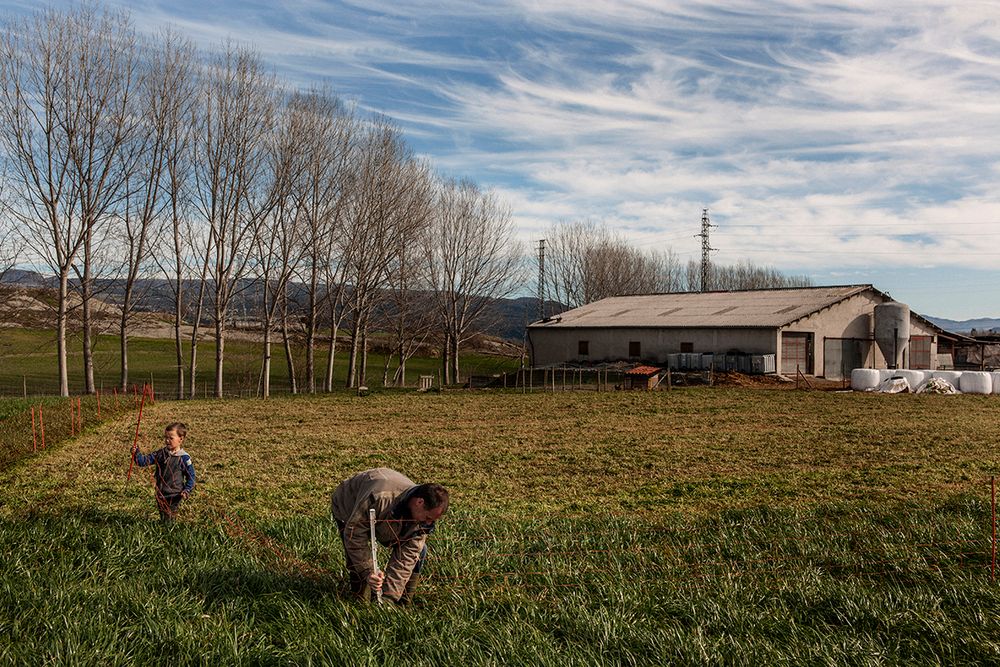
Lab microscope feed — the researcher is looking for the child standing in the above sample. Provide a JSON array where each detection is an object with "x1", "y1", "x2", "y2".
[{"x1": 132, "y1": 422, "x2": 196, "y2": 522}]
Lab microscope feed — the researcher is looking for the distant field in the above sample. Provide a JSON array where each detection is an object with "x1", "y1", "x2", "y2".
[
  {"x1": 1, "y1": 389, "x2": 998, "y2": 664},
  {"x1": 0, "y1": 327, "x2": 519, "y2": 397}
]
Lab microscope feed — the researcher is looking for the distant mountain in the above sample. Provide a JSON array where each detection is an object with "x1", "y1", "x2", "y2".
[
  {"x1": 4, "y1": 268, "x2": 50, "y2": 287},
  {"x1": 0, "y1": 271, "x2": 563, "y2": 342},
  {"x1": 925, "y1": 316, "x2": 1000, "y2": 334}
]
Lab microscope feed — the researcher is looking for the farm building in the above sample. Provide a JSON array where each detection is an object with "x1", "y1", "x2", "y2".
[{"x1": 527, "y1": 285, "x2": 961, "y2": 379}]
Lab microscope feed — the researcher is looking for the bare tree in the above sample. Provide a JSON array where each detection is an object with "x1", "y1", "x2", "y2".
[
  {"x1": 423, "y1": 179, "x2": 523, "y2": 385},
  {"x1": 0, "y1": 7, "x2": 116, "y2": 396},
  {"x1": 290, "y1": 91, "x2": 356, "y2": 393},
  {"x1": 120, "y1": 31, "x2": 196, "y2": 392},
  {"x1": 547, "y1": 219, "x2": 809, "y2": 307},
  {"x1": 703, "y1": 258, "x2": 812, "y2": 291},
  {"x1": 192, "y1": 45, "x2": 277, "y2": 398},
  {"x1": 62, "y1": 7, "x2": 140, "y2": 395},
  {"x1": 545, "y1": 220, "x2": 685, "y2": 310},
  {"x1": 0, "y1": 184, "x2": 22, "y2": 284},
  {"x1": 253, "y1": 91, "x2": 314, "y2": 399},
  {"x1": 341, "y1": 118, "x2": 419, "y2": 389},
  {"x1": 377, "y1": 159, "x2": 435, "y2": 387}
]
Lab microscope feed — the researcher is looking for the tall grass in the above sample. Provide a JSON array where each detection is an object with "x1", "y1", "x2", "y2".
[
  {"x1": 0, "y1": 500, "x2": 996, "y2": 664},
  {"x1": 0, "y1": 389, "x2": 998, "y2": 663}
]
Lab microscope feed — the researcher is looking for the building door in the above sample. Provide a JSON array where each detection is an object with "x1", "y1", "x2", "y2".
[
  {"x1": 823, "y1": 338, "x2": 870, "y2": 379},
  {"x1": 909, "y1": 336, "x2": 932, "y2": 369},
  {"x1": 782, "y1": 332, "x2": 813, "y2": 375}
]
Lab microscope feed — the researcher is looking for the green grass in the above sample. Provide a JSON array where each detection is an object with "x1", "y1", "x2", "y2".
[
  {"x1": 0, "y1": 389, "x2": 998, "y2": 664},
  {"x1": 0, "y1": 327, "x2": 519, "y2": 397}
]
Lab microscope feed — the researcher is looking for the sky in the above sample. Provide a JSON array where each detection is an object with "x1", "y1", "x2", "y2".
[{"x1": 8, "y1": 0, "x2": 1000, "y2": 319}]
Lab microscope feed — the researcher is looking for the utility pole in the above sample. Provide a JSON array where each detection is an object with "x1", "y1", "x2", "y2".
[
  {"x1": 537, "y1": 239, "x2": 546, "y2": 320},
  {"x1": 696, "y1": 208, "x2": 716, "y2": 292}
]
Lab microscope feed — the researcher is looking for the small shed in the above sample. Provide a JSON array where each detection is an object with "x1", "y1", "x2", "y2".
[{"x1": 624, "y1": 365, "x2": 662, "y2": 390}]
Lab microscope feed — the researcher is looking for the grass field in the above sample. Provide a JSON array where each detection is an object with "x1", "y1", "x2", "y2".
[
  {"x1": 1, "y1": 388, "x2": 999, "y2": 664},
  {"x1": 0, "y1": 327, "x2": 519, "y2": 397}
]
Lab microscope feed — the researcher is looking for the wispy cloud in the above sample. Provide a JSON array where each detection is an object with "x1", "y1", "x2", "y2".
[{"x1": 11, "y1": 0, "x2": 1000, "y2": 316}]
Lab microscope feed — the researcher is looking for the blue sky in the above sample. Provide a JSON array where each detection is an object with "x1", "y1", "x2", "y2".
[{"x1": 11, "y1": 0, "x2": 1000, "y2": 319}]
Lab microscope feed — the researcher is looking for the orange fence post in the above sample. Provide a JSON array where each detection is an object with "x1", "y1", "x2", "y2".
[
  {"x1": 992, "y1": 475, "x2": 996, "y2": 583},
  {"x1": 39, "y1": 405, "x2": 45, "y2": 449},
  {"x1": 126, "y1": 385, "x2": 148, "y2": 482},
  {"x1": 31, "y1": 406, "x2": 37, "y2": 452},
  {"x1": 77, "y1": 397, "x2": 82, "y2": 433},
  {"x1": 96, "y1": 390, "x2": 101, "y2": 419}
]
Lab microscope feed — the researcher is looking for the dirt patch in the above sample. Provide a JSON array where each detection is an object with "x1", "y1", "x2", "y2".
[{"x1": 711, "y1": 371, "x2": 845, "y2": 391}]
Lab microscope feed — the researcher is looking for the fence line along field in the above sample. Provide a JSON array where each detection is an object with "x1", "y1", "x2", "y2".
[
  {"x1": 1, "y1": 389, "x2": 998, "y2": 664},
  {"x1": 0, "y1": 327, "x2": 520, "y2": 398}
]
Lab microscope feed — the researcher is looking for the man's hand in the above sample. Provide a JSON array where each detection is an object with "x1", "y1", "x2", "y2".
[
  {"x1": 367, "y1": 570, "x2": 384, "y2": 591},
  {"x1": 131, "y1": 444, "x2": 138, "y2": 456},
  {"x1": 180, "y1": 491, "x2": 189, "y2": 500}
]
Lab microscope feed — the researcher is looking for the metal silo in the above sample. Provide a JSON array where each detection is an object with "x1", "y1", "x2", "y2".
[{"x1": 873, "y1": 302, "x2": 910, "y2": 369}]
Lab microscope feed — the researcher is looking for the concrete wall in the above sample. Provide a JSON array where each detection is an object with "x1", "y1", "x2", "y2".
[
  {"x1": 779, "y1": 290, "x2": 938, "y2": 375},
  {"x1": 528, "y1": 288, "x2": 941, "y2": 375},
  {"x1": 529, "y1": 326, "x2": 778, "y2": 366}
]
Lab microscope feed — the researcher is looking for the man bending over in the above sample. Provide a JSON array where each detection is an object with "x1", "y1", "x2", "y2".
[{"x1": 331, "y1": 468, "x2": 449, "y2": 604}]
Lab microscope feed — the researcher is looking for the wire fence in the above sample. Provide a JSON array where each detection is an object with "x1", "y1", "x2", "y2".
[
  {"x1": 4, "y1": 386, "x2": 997, "y2": 597},
  {"x1": 0, "y1": 384, "x2": 152, "y2": 470},
  {"x1": 195, "y1": 479, "x2": 998, "y2": 601}
]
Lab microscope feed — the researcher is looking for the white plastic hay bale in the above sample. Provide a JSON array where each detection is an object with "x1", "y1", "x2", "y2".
[
  {"x1": 851, "y1": 368, "x2": 881, "y2": 391},
  {"x1": 896, "y1": 370, "x2": 928, "y2": 388},
  {"x1": 878, "y1": 369, "x2": 896, "y2": 382},
  {"x1": 960, "y1": 371, "x2": 992, "y2": 395},
  {"x1": 917, "y1": 377, "x2": 959, "y2": 394},
  {"x1": 933, "y1": 370, "x2": 963, "y2": 386},
  {"x1": 992, "y1": 372, "x2": 1000, "y2": 394},
  {"x1": 876, "y1": 377, "x2": 910, "y2": 393}
]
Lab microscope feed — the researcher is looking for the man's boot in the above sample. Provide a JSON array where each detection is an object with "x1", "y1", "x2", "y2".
[{"x1": 399, "y1": 574, "x2": 421, "y2": 605}]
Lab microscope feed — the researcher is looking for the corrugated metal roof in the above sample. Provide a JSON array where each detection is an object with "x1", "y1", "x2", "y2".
[
  {"x1": 529, "y1": 285, "x2": 873, "y2": 329},
  {"x1": 625, "y1": 365, "x2": 662, "y2": 376}
]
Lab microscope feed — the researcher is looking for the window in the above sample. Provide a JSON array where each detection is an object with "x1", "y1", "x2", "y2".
[
  {"x1": 680, "y1": 342, "x2": 694, "y2": 353},
  {"x1": 629, "y1": 341, "x2": 641, "y2": 357},
  {"x1": 578, "y1": 340, "x2": 589, "y2": 356}
]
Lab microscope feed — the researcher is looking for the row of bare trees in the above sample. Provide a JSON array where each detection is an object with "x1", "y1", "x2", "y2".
[
  {"x1": 0, "y1": 5, "x2": 523, "y2": 397},
  {"x1": 0, "y1": 6, "x2": 812, "y2": 399},
  {"x1": 543, "y1": 221, "x2": 811, "y2": 310}
]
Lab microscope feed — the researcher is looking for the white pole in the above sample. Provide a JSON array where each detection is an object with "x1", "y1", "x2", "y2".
[{"x1": 369, "y1": 508, "x2": 382, "y2": 605}]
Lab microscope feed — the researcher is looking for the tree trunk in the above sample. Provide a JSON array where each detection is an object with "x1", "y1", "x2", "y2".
[
  {"x1": 441, "y1": 335, "x2": 451, "y2": 385},
  {"x1": 57, "y1": 270, "x2": 70, "y2": 397},
  {"x1": 81, "y1": 233, "x2": 95, "y2": 394},
  {"x1": 450, "y1": 333, "x2": 460, "y2": 385},
  {"x1": 214, "y1": 315, "x2": 225, "y2": 398},
  {"x1": 305, "y1": 265, "x2": 317, "y2": 393},
  {"x1": 119, "y1": 306, "x2": 129, "y2": 392},
  {"x1": 188, "y1": 261, "x2": 209, "y2": 399},
  {"x1": 280, "y1": 295, "x2": 297, "y2": 394},
  {"x1": 345, "y1": 317, "x2": 360, "y2": 388},
  {"x1": 394, "y1": 345, "x2": 406, "y2": 387},
  {"x1": 360, "y1": 325, "x2": 368, "y2": 387},
  {"x1": 173, "y1": 275, "x2": 184, "y2": 400},
  {"x1": 324, "y1": 322, "x2": 338, "y2": 392},
  {"x1": 261, "y1": 330, "x2": 271, "y2": 399}
]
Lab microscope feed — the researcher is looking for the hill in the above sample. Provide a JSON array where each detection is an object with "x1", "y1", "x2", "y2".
[
  {"x1": 924, "y1": 315, "x2": 1000, "y2": 335},
  {"x1": 0, "y1": 270, "x2": 564, "y2": 342}
]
